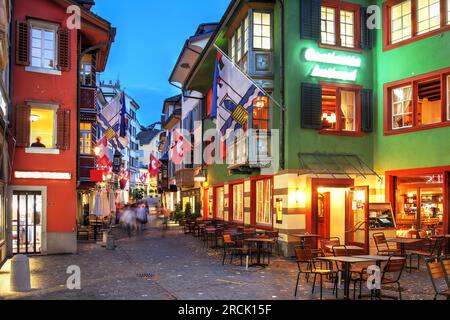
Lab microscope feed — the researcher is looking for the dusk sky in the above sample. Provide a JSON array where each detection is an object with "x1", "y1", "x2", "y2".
[{"x1": 92, "y1": 0, "x2": 230, "y2": 127}]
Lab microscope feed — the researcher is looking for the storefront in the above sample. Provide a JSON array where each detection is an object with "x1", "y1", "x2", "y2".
[
  {"x1": 386, "y1": 167, "x2": 450, "y2": 237},
  {"x1": 181, "y1": 188, "x2": 201, "y2": 214}
]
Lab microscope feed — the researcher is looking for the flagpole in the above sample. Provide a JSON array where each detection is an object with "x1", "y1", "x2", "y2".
[{"x1": 214, "y1": 45, "x2": 286, "y2": 112}]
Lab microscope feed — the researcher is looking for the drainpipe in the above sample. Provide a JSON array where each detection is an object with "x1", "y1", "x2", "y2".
[{"x1": 279, "y1": 0, "x2": 286, "y2": 170}]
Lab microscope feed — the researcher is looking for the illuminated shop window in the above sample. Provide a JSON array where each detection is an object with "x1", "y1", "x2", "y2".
[
  {"x1": 256, "y1": 179, "x2": 271, "y2": 225},
  {"x1": 253, "y1": 12, "x2": 272, "y2": 50},
  {"x1": 321, "y1": 6, "x2": 336, "y2": 45},
  {"x1": 340, "y1": 10, "x2": 355, "y2": 48},
  {"x1": 416, "y1": 0, "x2": 441, "y2": 35},
  {"x1": 392, "y1": 86, "x2": 413, "y2": 129},
  {"x1": 391, "y1": 0, "x2": 412, "y2": 44},
  {"x1": 29, "y1": 108, "x2": 56, "y2": 148},
  {"x1": 216, "y1": 187, "x2": 224, "y2": 220},
  {"x1": 233, "y1": 184, "x2": 244, "y2": 222}
]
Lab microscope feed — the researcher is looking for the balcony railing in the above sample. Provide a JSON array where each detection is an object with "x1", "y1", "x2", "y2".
[
  {"x1": 175, "y1": 168, "x2": 195, "y2": 188},
  {"x1": 80, "y1": 86, "x2": 97, "y2": 110},
  {"x1": 227, "y1": 130, "x2": 272, "y2": 170}
]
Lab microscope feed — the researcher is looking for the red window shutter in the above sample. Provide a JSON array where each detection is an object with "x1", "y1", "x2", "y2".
[
  {"x1": 57, "y1": 108, "x2": 70, "y2": 150},
  {"x1": 15, "y1": 104, "x2": 31, "y2": 147},
  {"x1": 57, "y1": 28, "x2": 70, "y2": 71},
  {"x1": 16, "y1": 21, "x2": 30, "y2": 66}
]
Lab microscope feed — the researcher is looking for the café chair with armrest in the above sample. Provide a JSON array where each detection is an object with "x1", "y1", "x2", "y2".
[
  {"x1": 410, "y1": 237, "x2": 445, "y2": 271},
  {"x1": 373, "y1": 232, "x2": 401, "y2": 256},
  {"x1": 375, "y1": 256, "x2": 407, "y2": 300},
  {"x1": 426, "y1": 260, "x2": 450, "y2": 300}
]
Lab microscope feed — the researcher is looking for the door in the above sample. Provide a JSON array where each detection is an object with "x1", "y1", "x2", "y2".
[
  {"x1": 346, "y1": 186, "x2": 369, "y2": 253},
  {"x1": 12, "y1": 191, "x2": 42, "y2": 254},
  {"x1": 317, "y1": 192, "x2": 330, "y2": 238}
]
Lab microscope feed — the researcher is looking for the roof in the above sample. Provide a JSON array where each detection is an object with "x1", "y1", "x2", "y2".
[
  {"x1": 137, "y1": 128, "x2": 161, "y2": 146},
  {"x1": 298, "y1": 153, "x2": 381, "y2": 180}
]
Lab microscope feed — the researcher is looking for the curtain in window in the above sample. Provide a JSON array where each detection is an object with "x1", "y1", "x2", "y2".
[{"x1": 340, "y1": 91, "x2": 355, "y2": 131}]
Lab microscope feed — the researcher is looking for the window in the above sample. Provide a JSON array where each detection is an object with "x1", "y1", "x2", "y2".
[
  {"x1": 340, "y1": 10, "x2": 355, "y2": 47},
  {"x1": 320, "y1": 2, "x2": 358, "y2": 49},
  {"x1": 80, "y1": 122, "x2": 92, "y2": 155},
  {"x1": 29, "y1": 107, "x2": 56, "y2": 148},
  {"x1": 231, "y1": 34, "x2": 236, "y2": 62},
  {"x1": 230, "y1": 16, "x2": 252, "y2": 72},
  {"x1": 30, "y1": 22, "x2": 57, "y2": 70},
  {"x1": 252, "y1": 96, "x2": 269, "y2": 130},
  {"x1": 447, "y1": 75, "x2": 450, "y2": 120},
  {"x1": 417, "y1": 0, "x2": 441, "y2": 34},
  {"x1": 80, "y1": 55, "x2": 95, "y2": 86},
  {"x1": 392, "y1": 86, "x2": 413, "y2": 129},
  {"x1": 390, "y1": 0, "x2": 412, "y2": 44},
  {"x1": 386, "y1": 69, "x2": 450, "y2": 133},
  {"x1": 321, "y1": 7, "x2": 336, "y2": 45},
  {"x1": 236, "y1": 25, "x2": 242, "y2": 63},
  {"x1": 448, "y1": 0, "x2": 450, "y2": 23},
  {"x1": 216, "y1": 187, "x2": 224, "y2": 220},
  {"x1": 385, "y1": 0, "x2": 450, "y2": 48},
  {"x1": 253, "y1": 12, "x2": 271, "y2": 50},
  {"x1": 244, "y1": 17, "x2": 249, "y2": 54},
  {"x1": 256, "y1": 179, "x2": 271, "y2": 225},
  {"x1": 322, "y1": 87, "x2": 357, "y2": 132},
  {"x1": 0, "y1": 185, "x2": 4, "y2": 243},
  {"x1": 233, "y1": 184, "x2": 244, "y2": 222}
]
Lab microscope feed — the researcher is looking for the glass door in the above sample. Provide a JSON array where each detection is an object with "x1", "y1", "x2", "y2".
[
  {"x1": 12, "y1": 191, "x2": 42, "y2": 254},
  {"x1": 346, "y1": 186, "x2": 369, "y2": 253}
]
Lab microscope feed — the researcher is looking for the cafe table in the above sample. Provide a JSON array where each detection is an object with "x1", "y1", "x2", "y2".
[
  {"x1": 324, "y1": 245, "x2": 365, "y2": 254},
  {"x1": 244, "y1": 238, "x2": 274, "y2": 268},
  {"x1": 289, "y1": 233, "x2": 320, "y2": 248},
  {"x1": 316, "y1": 256, "x2": 376, "y2": 300},
  {"x1": 386, "y1": 238, "x2": 424, "y2": 255}
]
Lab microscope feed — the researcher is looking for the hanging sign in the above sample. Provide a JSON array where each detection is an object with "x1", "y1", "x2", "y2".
[{"x1": 304, "y1": 48, "x2": 361, "y2": 67}]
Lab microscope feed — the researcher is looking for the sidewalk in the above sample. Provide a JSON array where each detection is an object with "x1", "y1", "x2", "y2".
[{"x1": 0, "y1": 216, "x2": 439, "y2": 300}]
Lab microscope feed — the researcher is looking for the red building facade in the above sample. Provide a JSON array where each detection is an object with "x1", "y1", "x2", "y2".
[{"x1": 8, "y1": 0, "x2": 113, "y2": 255}]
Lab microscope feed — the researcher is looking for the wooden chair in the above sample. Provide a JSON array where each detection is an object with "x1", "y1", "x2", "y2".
[
  {"x1": 320, "y1": 237, "x2": 341, "y2": 255},
  {"x1": 442, "y1": 257, "x2": 450, "y2": 288},
  {"x1": 222, "y1": 234, "x2": 252, "y2": 266},
  {"x1": 410, "y1": 237, "x2": 445, "y2": 271},
  {"x1": 426, "y1": 260, "x2": 450, "y2": 300},
  {"x1": 377, "y1": 256, "x2": 407, "y2": 300},
  {"x1": 373, "y1": 232, "x2": 401, "y2": 256},
  {"x1": 294, "y1": 247, "x2": 337, "y2": 300}
]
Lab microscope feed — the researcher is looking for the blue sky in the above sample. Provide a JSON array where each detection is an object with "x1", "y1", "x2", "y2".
[{"x1": 92, "y1": 0, "x2": 230, "y2": 126}]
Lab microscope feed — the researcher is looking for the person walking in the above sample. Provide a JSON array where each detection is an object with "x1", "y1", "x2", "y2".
[{"x1": 136, "y1": 203, "x2": 148, "y2": 233}]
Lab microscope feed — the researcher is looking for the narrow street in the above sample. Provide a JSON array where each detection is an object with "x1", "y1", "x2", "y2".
[{"x1": 0, "y1": 216, "x2": 439, "y2": 300}]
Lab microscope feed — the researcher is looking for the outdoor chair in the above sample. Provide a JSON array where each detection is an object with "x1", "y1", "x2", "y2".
[
  {"x1": 222, "y1": 234, "x2": 253, "y2": 266},
  {"x1": 320, "y1": 237, "x2": 341, "y2": 255},
  {"x1": 409, "y1": 236, "x2": 445, "y2": 271},
  {"x1": 374, "y1": 256, "x2": 407, "y2": 300},
  {"x1": 265, "y1": 231, "x2": 280, "y2": 255},
  {"x1": 294, "y1": 247, "x2": 337, "y2": 300},
  {"x1": 373, "y1": 232, "x2": 401, "y2": 256},
  {"x1": 426, "y1": 260, "x2": 450, "y2": 300}
]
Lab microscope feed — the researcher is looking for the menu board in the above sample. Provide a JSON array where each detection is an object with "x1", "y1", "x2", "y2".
[{"x1": 369, "y1": 203, "x2": 396, "y2": 229}]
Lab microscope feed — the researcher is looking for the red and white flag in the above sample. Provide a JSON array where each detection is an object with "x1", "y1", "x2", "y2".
[
  {"x1": 96, "y1": 135, "x2": 112, "y2": 169},
  {"x1": 169, "y1": 130, "x2": 192, "y2": 165},
  {"x1": 139, "y1": 172, "x2": 149, "y2": 184},
  {"x1": 148, "y1": 153, "x2": 161, "y2": 177}
]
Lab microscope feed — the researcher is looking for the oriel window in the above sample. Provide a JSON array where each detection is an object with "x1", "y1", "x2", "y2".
[{"x1": 253, "y1": 12, "x2": 271, "y2": 50}]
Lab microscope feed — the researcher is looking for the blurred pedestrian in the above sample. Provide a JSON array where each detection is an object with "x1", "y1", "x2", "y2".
[
  {"x1": 136, "y1": 203, "x2": 148, "y2": 232},
  {"x1": 120, "y1": 204, "x2": 136, "y2": 237}
]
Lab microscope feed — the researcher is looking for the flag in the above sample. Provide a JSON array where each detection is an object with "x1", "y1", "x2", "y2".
[
  {"x1": 118, "y1": 168, "x2": 130, "y2": 190},
  {"x1": 169, "y1": 129, "x2": 192, "y2": 165},
  {"x1": 97, "y1": 91, "x2": 128, "y2": 150},
  {"x1": 139, "y1": 172, "x2": 149, "y2": 184},
  {"x1": 148, "y1": 153, "x2": 161, "y2": 177},
  {"x1": 211, "y1": 51, "x2": 265, "y2": 136},
  {"x1": 96, "y1": 135, "x2": 112, "y2": 169}
]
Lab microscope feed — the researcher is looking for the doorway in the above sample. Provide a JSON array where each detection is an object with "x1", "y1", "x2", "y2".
[{"x1": 12, "y1": 191, "x2": 42, "y2": 254}]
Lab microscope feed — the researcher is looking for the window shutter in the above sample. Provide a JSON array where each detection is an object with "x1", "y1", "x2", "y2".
[
  {"x1": 16, "y1": 21, "x2": 30, "y2": 66},
  {"x1": 57, "y1": 28, "x2": 70, "y2": 71},
  {"x1": 301, "y1": 83, "x2": 323, "y2": 129},
  {"x1": 57, "y1": 108, "x2": 70, "y2": 150},
  {"x1": 15, "y1": 104, "x2": 31, "y2": 147},
  {"x1": 360, "y1": 7, "x2": 374, "y2": 49},
  {"x1": 300, "y1": 0, "x2": 321, "y2": 40},
  {"x1": 361, "y1": 89, "x2": 373, "y2": 132}
]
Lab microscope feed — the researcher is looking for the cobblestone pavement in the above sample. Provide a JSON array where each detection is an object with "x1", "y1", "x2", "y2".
[{"x1": 0, "y1": 216, "x2": 443, "y2": 300}]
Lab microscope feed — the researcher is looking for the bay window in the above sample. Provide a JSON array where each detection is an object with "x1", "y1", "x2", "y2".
[
  {"x1": 320, "y1": 1, "x2": 359, "y2": 49},
  {"x1": 385, "y1": 68, "x2": 450, "y2": 133},
  {"x1": 232, "y1": 184, "x2": 244, "y2": 222},
  {"x1": 384, "y1": 0, "x2": 450, "y2": 49},
  {"x1": 256, "y1": 179, "x2": 271, "y2": 225},
  {"x1": 229, "y1": 16, "x2": 249, "y2": 71}
]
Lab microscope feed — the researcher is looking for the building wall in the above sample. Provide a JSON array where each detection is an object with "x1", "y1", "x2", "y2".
[{"x1": 10, "y1": 0, "x2": 78, "y2": 254}]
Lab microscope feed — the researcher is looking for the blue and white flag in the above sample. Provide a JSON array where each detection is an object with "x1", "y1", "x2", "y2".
[
  {"x1": 211, "y1": 51, "x2": 265, "y2": 136},
  {"x1": 97, "y1": 91, "x2": 128, "y2": 150}
]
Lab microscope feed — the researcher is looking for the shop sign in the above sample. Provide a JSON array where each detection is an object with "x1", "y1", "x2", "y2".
[{"x1": 304, "y1": 48, "x2": 361, "y2": 82}]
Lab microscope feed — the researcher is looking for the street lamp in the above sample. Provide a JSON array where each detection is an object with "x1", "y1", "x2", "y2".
[{"x1": 194, "y1": 169, "x2": 207, "y2": 183}]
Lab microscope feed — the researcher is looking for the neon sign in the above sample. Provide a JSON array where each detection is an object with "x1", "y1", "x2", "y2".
[{"x1": 304, "y1": 48, "x2": 361, "y2": 82}]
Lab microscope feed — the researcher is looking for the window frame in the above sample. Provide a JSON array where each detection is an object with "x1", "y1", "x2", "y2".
[
  {"x1": 252, "y1": 10, "x2": 273, "y2": 51},
  {"x1": 319, "y1": 82, "x2": 363, "y2": 136},
  {"x1": 231, "y1": 182, "x2": 244, "y2": 223},
  {"x1": 384, "y1": 67, "x2": 450, "y2": 135},
  {"x1": 28, "y1": 19, "x2": 58, "y2": 71},
  {"x1": 80, "y1": 122, "x2": 93, "y2": 155},
  {"x1": 251, "y1": 176, "x2": 273, "y2": 228},
  {"x1": 383, "y1": 0, "x2": 450, "y2": 51},
  {"x1": 319, "y1": 0, "x2": 361, "y2": 52}
]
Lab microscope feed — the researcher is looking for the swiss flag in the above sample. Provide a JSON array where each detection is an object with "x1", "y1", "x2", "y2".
[
  {"x1": 96, "y1": 135, "x2": 112, "y2": 169},
  {"x1": 148, "y1": 153, "x2": 161, "y2": 177},
  {"x1": 169, "y1": 130, "x2": 192, "y2": 165}
]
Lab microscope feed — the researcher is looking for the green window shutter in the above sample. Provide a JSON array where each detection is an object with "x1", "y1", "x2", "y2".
[
  {"x1": 300, "y1": 0, "x2": 321, "y2": 40},
  {"x1": 301, "y1": 83, "x2": 322, "y2": 129},
  {"x1": 360, "y1": 7, "x2": 374, "y2": 49},
  {"x1": 361, "y1": 89, "x2": 373, "y2": 133}
]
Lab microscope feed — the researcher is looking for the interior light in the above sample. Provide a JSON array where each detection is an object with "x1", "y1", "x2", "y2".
[{"x1": 30, "y1": 114, "x2": 40, "y2": 122}]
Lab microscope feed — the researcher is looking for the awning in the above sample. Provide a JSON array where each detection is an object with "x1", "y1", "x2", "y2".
[{"x1": 297, "y1": 153, "x2": 381, "y2": 180}]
